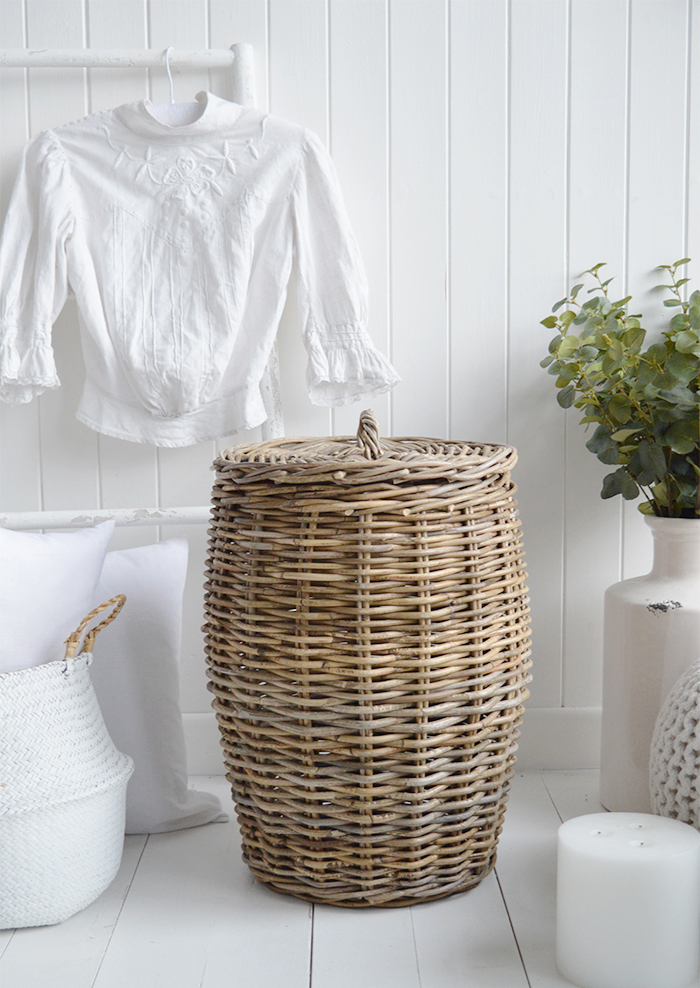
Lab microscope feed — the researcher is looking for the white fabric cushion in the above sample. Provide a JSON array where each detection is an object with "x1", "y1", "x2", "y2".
[
  {"x1": 0, "y1": 520, "x2": 115, "y2": 673},
  {"x1": 89, "y1": 538, "x2": 228, "y2": 834}
]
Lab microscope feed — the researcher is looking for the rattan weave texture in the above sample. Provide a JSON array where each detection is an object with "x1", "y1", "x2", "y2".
[{"x1": 203, "y1": 412, "x2": 531, "y2": 907}]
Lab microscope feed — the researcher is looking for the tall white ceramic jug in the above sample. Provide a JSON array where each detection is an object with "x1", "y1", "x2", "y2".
[{"x1": 599, "y1": 517, "x2": 700, "y2": 813}]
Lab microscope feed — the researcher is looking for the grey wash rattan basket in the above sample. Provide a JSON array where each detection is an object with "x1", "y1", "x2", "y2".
[{"x1": 203, "y1": 411, "x2": 532, "y2": 907}]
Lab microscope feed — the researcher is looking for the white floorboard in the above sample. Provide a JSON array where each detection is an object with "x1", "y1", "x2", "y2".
[
  {"x1": 494, "y1": 773, "x2": 565, "y2": 988},
  {"x1": 312, "y1": 903, "x2": 420, "y2": 988},
  {"x1": 410, "y1": 873, "x2": 528, "y2": 988},
  {"x1": 91, "y1": 778, "x2": 312, "y2": 988},
  {"x1": 2, "y1": 771, "x2": 695, "y2": 988},
  {"x1": 541, "y1": 769, "x2": 604, "y2": 822}
]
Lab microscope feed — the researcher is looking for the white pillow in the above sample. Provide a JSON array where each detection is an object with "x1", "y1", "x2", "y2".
[
  {"x1": 88, "y1": 538, "x2": 228, "y2": 834},
  {"x1": 0, "y1": 520, "x2": 115, "y2": 673}
]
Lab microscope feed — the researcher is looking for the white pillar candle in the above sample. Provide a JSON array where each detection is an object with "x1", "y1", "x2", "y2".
[{"x1": 556, "y1": 813, "x2": 700, "y2": 988}]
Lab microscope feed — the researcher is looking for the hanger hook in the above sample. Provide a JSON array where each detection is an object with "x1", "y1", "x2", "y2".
[{"x1": 164, "y1": 46, "x2": 175, "y2": 103}]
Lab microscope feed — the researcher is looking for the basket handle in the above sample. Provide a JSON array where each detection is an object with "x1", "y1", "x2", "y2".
[
  {"x1": 64, "y1": 594, "x2": 126, "y2": 659},
  {"x1": 357, "y1": 409, "x2": 383, "y2": 460}
]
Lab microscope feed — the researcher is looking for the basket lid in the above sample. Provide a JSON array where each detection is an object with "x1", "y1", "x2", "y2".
[{"x1": 214, "y1": 410, "x2": 517, "y2": 486}]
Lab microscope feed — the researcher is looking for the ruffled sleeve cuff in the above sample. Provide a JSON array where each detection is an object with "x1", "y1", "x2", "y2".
[
  {"x1": 305, "y1": 324, "x2": 401, "y2": 408},
  {"x1": 0, "y1": 336, "x2": 60, "y2": 404}
]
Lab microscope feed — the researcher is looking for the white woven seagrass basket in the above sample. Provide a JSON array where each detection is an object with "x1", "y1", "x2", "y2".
[{"x1": 0, "y1": 596, "x2": 134, "y2": 929}]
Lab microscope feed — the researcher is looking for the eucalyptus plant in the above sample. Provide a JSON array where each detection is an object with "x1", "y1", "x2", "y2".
[{"x1": 541, "y1": 259, "x2": 700, "y2": 517}]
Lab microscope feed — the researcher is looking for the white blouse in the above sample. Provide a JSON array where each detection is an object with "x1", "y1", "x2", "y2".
[{"x1": 0, "y1": 91, "x2": 399, "y2": 446}]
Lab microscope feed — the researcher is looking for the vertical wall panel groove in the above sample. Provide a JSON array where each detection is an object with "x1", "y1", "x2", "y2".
[
  {"x1": 507, "y1": 0, "x2": 568, "y2": 709},
  {"x1": 563, "y1": 0, "x2": 628, "y2": 706},
  {"x1": 328, "y1": 0, "x2": 391, "y2": 438},
  {"x1": 622, "y1": 0, "x2": 690, "y2": 582},
  {"x1": 389, "y1": 0, "x2": 448, "y2": 439}
]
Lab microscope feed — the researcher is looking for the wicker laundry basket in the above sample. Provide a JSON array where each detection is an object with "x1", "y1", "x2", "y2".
[
  {"x1": 0, "y1": 597, "x2": 134, "y2": 929},
  {"x1": 203, "y1": 411, "x2": 532, "y2": 907}
]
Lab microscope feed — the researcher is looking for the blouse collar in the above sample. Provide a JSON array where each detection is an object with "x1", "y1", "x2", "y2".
[{"x1": 116, "y1": 91, "x2": 247, "y2": 144}]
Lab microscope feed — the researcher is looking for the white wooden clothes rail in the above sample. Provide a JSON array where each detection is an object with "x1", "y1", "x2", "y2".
[
  {"x1": 0, "y1": 45, "x2": 256, "y2": 105},
  {"x1": 0, "y1": 44, "x2": 272, "y2": 532},
  {"x1": 0, "y1": 507, "x2": 212, "y2": 531}
]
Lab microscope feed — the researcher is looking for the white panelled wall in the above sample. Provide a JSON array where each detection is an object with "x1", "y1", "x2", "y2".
[{"x1": 0, "y1": 0, "x2": 694, "y2": 772}]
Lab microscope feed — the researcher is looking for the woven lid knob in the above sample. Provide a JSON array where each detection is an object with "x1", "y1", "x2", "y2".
[{"x1": 357, "y1": 409, "x2": 383, "y2": 459}]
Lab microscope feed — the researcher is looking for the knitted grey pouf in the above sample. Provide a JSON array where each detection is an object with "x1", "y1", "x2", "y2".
[{"x1": 650, "y1": 658, "x2": 700, "y2": 826}]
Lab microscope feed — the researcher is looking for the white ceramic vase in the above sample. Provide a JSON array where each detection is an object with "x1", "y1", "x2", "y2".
[{"x1": 599, "y1": 517, "x2": 700, "y2": 813}]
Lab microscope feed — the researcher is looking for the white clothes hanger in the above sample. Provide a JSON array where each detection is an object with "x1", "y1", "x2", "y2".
[
  {"x1": 165, "y1": 45, "x2": 175, "y2": 103},
  {"x1": 146, "y1": 46, "x2": 205, "y2": 127}
]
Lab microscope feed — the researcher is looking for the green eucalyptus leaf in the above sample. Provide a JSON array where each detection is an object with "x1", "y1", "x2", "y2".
[
  {"x1": 620, "y1": 473, "x2": 641, "y2": 499},
  {"x1": 672, "y1": 455, "x2": 697, "y2": 478},
  {"x1": 540, "y1": 355, "x2": 555, "y2": 368},
  {"x1": 635, "y1": 362, "x2": 656, "y2": 387},
  {"x1": 676, "y1": 477, "x2": 697, "y2": 499},
  {"x1": 586, "y1": 424, "x2": 612, "y2": 446},
  {"x1": 664, "y1": 420, "x2": 699, "y2": 454},
  {"x1": 654, "y1": 406, "x2": 687, "y2": 423},
  {"x1": 636, "y1": 468, "x2": 658, "y2": 486},
  {"x1": 652, "y1": 482, "x2": 669, "y2": 506},
  {"x1": 601, "y1": 468, "x2": 639, "y2": 501},
  {"x1": 556, "y1": 364, "x2": 580, "y2": 385},
  {"x1": 557, "y1": 384, "x2": 576, "y2": 408},
  {"x1": 622, "y1": 326, "x2": 646, "y2": 349},
  {"x1": 557, "y1": 336, "x2": 580, "y2": 358},
  {"x1": 611, "y1": 427, "x2": 642, "y2": 442},
  {"x1": 638, "y1": 440, "x2": 668, "y2": 480},
  {"x1": 671, "y1": 313, "x2": 690, "y2": 330},
  {"x1": 609, "y1": 395, "x2": 632, "y2": 423},
  {"x1": 657, "y1": 386, "x2": 697, "y2": 406},
  {"x1": 664, "y1": 299, "x2": 685, "y2": 307},
  {"x1": 665, "y1": 351, "x2": 699, "y2": 384},
  {"x1": 601, "y1": 471, "x2": 623, "y2": 498},
  {"x1": 541, "y1": 315, "x2": 558, "y2": 328},
  {"x1": 674, "y1": 330, "x2": 700, "y2": 353},
  {"x1": 674, "y1": 258, "x2": 692, "y2": 267},
  {"x1": 599, "y1": 446, "x2": 623, "y2": 464},
  {"x1": 645, "y1": 343, "x2": 668, "y2": 365}
]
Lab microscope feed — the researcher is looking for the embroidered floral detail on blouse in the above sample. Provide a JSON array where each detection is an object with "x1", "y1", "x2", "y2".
[
  {"x1": 101, "y1": 119, "x2": 265, "y2": 199},
  {"x1": 162, "y1": 157, "x2": 222, "y2": 199}
]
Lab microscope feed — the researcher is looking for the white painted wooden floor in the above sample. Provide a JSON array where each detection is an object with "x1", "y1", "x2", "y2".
[{"x1": 2, "y1": 770, "x2": 696, "y2": 988}]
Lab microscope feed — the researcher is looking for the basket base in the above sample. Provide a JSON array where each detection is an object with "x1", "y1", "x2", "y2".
[
  {"x1": 0, "y1": 780, "x2": 129, "y2": 929},
  {"x1": 243, "y1": 851, "x2": 498, "y2": 908}
]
